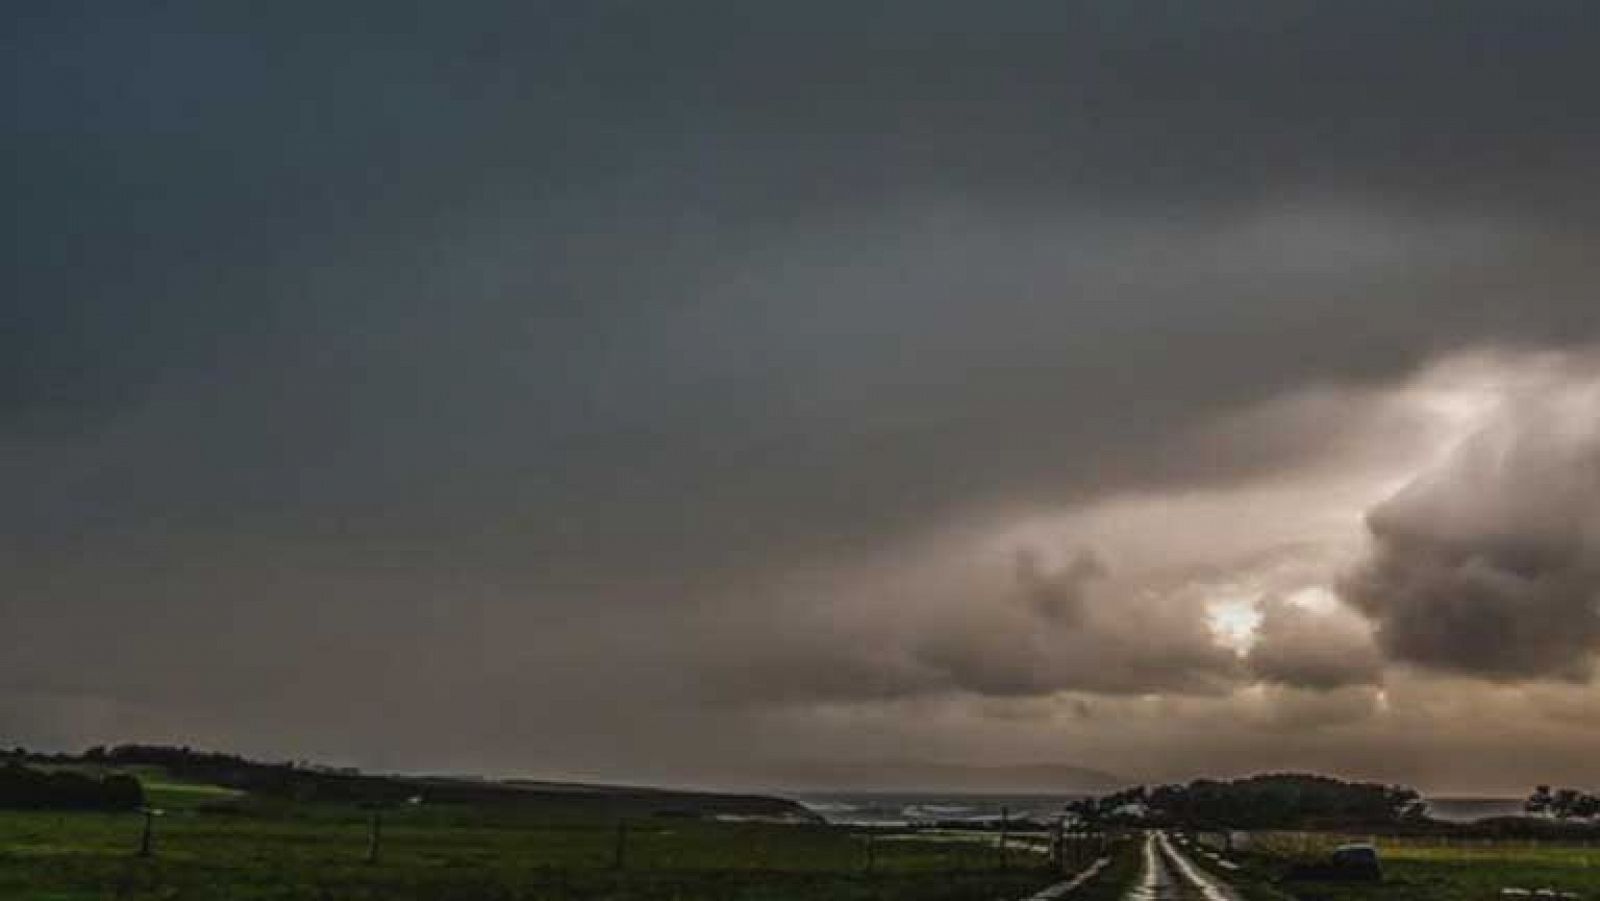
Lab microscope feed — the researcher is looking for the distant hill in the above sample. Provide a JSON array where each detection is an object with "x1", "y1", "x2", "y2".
[
  {"x1": 34, "y1": 744, "x2": 818, "y2": 822},
  {"x1": 763, "y1": 760, "x2": 1123, "y2": 794}
]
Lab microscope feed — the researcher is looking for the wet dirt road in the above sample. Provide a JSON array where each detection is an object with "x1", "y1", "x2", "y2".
[{"x1": 1124, "y1": 831, "x2": 1242, "y2": 901}]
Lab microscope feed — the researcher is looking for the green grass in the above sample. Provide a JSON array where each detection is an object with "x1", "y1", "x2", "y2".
[
  {"x1": 1166, "y1": 835, "x2": 1294, "y2": 901},
  {"x1": 138, "y1": 778, "x2": 247, "y2": 812},
  {"x1": 19, "y1": 794, "x2": 1593, "y2": 901},
  {"x1": 0, "y1": 804, "x2": 1065, "y2": 900},
  {"x1": 24, "y1": 763, "x2": 247, "y2": 812},
  {"x1": 60, "y1": 765, "x2": 1600, "y2": 901},
  {"x1": 1223, "y1": 834, "x2": 1600, "y2": 900},
  {"x1": 1054, "y1": 836, "x2": 1141, "y2": 901}
]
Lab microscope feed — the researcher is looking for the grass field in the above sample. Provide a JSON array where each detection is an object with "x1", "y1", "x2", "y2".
[
  {"x1": 1057, "y1": 838, "x2": 1140, "y2": 901},
  {"x1": 29, "y1": 764, "x2": 1596, "y2": 901},
  {"x1": 1218, "y1": 833, "x2": 1600, "y2": 900},
  {"x1": 0, "y1": 780, "x2": 1087, "y2": 901}
]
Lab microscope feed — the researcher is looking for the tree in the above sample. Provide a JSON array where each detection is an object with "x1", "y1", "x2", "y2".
[
  {"x1": 1526, "y1": 785, "x2": 1554, "y2": 816},
  {"x1": 0, "y1": 763, "x2": 144, "y2": 811},
  {"x1": 1067, "y1": 785, "x2": 1146, "y2": 828},
  {"x1": 1528, "y1": 786, "x2": 1600, "y2": 821},
  {"x1": 1555, "y1": 789, "x2": 1582, "y2": 819},
  {"x1": 1126, "y1": 773, "x2": 1427, "y2": 829}
]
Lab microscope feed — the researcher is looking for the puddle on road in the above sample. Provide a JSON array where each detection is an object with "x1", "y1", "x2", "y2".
[{"x1": 1124, "y1": 832, "x2": 1240, "y2": 901}]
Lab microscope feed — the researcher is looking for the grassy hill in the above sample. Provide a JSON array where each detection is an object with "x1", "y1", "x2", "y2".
[{"x1": 0, "y1": 745, "x2": 1078, "y2": 899}]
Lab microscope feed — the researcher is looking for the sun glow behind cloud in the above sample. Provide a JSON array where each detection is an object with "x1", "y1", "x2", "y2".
[
  {"x1": 10, "y1": 0, "x2": 1600, "y2": 792},
  {"x1": 729, "y1": 346, "x2": 1600, "y2": 785},
  {"x1": 1207, "y1": 599, "x2": 1263, "y2": 654}
]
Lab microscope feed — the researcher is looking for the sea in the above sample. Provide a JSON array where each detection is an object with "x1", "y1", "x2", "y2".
[
  {"x1": 794, "y1": 792, "x2": 1085, "y2": 827},
  {"x1": 1425, "y1": 797, "x2": 1526, "y2": 823},
  {"x1": 793, "y1": 792, "x2": 1526, "y2": 827}
]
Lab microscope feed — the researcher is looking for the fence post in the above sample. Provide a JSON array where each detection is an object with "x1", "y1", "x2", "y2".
[
  {"x1": 613, "y1": 819, "x2": 628, "y2": 871},
  {"x1": 1051, "y1": 817, "x2": 1064, "y2": 872},
  {"x1": 998, "y1": 809, "x2": 1011, "y2": 876},
  {"x1": 136, "y1": 807, "x2": 163, "y2": 858},
  {"x1": 366, "y1": 808, "x2": 383, "y2": 864}
]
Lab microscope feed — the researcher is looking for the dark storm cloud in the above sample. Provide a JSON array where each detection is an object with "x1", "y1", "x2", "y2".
[
  {"x1": 1342, "y1": 377, "x2": 1600, "y2": 681},
  {"x1": 6, "y1": 0, "x2": 1600, "y2": 777},
  {"x1": 9, "y1": 0, "x2": 1600, "y2": 549}
]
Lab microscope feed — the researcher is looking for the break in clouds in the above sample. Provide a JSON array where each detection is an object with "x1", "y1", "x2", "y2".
[{"x1": 5, "y1": 1, "x2": 1600, "y2": 791}]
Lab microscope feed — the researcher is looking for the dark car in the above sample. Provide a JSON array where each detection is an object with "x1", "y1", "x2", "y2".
[{"x1": 1285, "y1": 843, "x2": 1382, "y2": 883}]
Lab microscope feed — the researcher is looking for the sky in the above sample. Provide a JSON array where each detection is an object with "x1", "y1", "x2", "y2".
[{"x1": 5, "y1": 1, "x2": 1600, "y2": 796}]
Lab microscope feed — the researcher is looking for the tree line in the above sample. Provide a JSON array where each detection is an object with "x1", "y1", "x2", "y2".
[
  {"x1": 1526, "y1": 786, "x2": 1600, "y2": 820},
  {"x1": 1069, "y1": 773, "x2": 1427, "y2": 830},
  {"x1": 0, "y1": 763, "x2": 144, "y2": 811},
  {"x1": 82, "y1": 744, "x2": 409, "y2": 805}
]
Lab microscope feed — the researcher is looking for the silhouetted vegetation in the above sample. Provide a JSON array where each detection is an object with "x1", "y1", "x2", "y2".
[
  {"x1": 0, "y1": 763, "x2": 143, "y2": 811},
  {"x1": 1074, "y1": 773, "x2": 1426, "y2": 830},
  {"x1": 75, "y1": 743, "x2": 815, "y2": 820},
  {"x1": 1526, "y1": 785, "x2": 1600, "y2": 820},
  {"x1": 1065, "y1": 785, "x2": 1150, "y2": 828}
]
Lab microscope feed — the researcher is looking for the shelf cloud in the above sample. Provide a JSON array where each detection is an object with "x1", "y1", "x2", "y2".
[
  {"x1": 6, "y1": 0, "x2": 1600, "y2": 790},
  {"x1": 1344, "y1": 365, "x2": 1600, "y2": 681}
]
